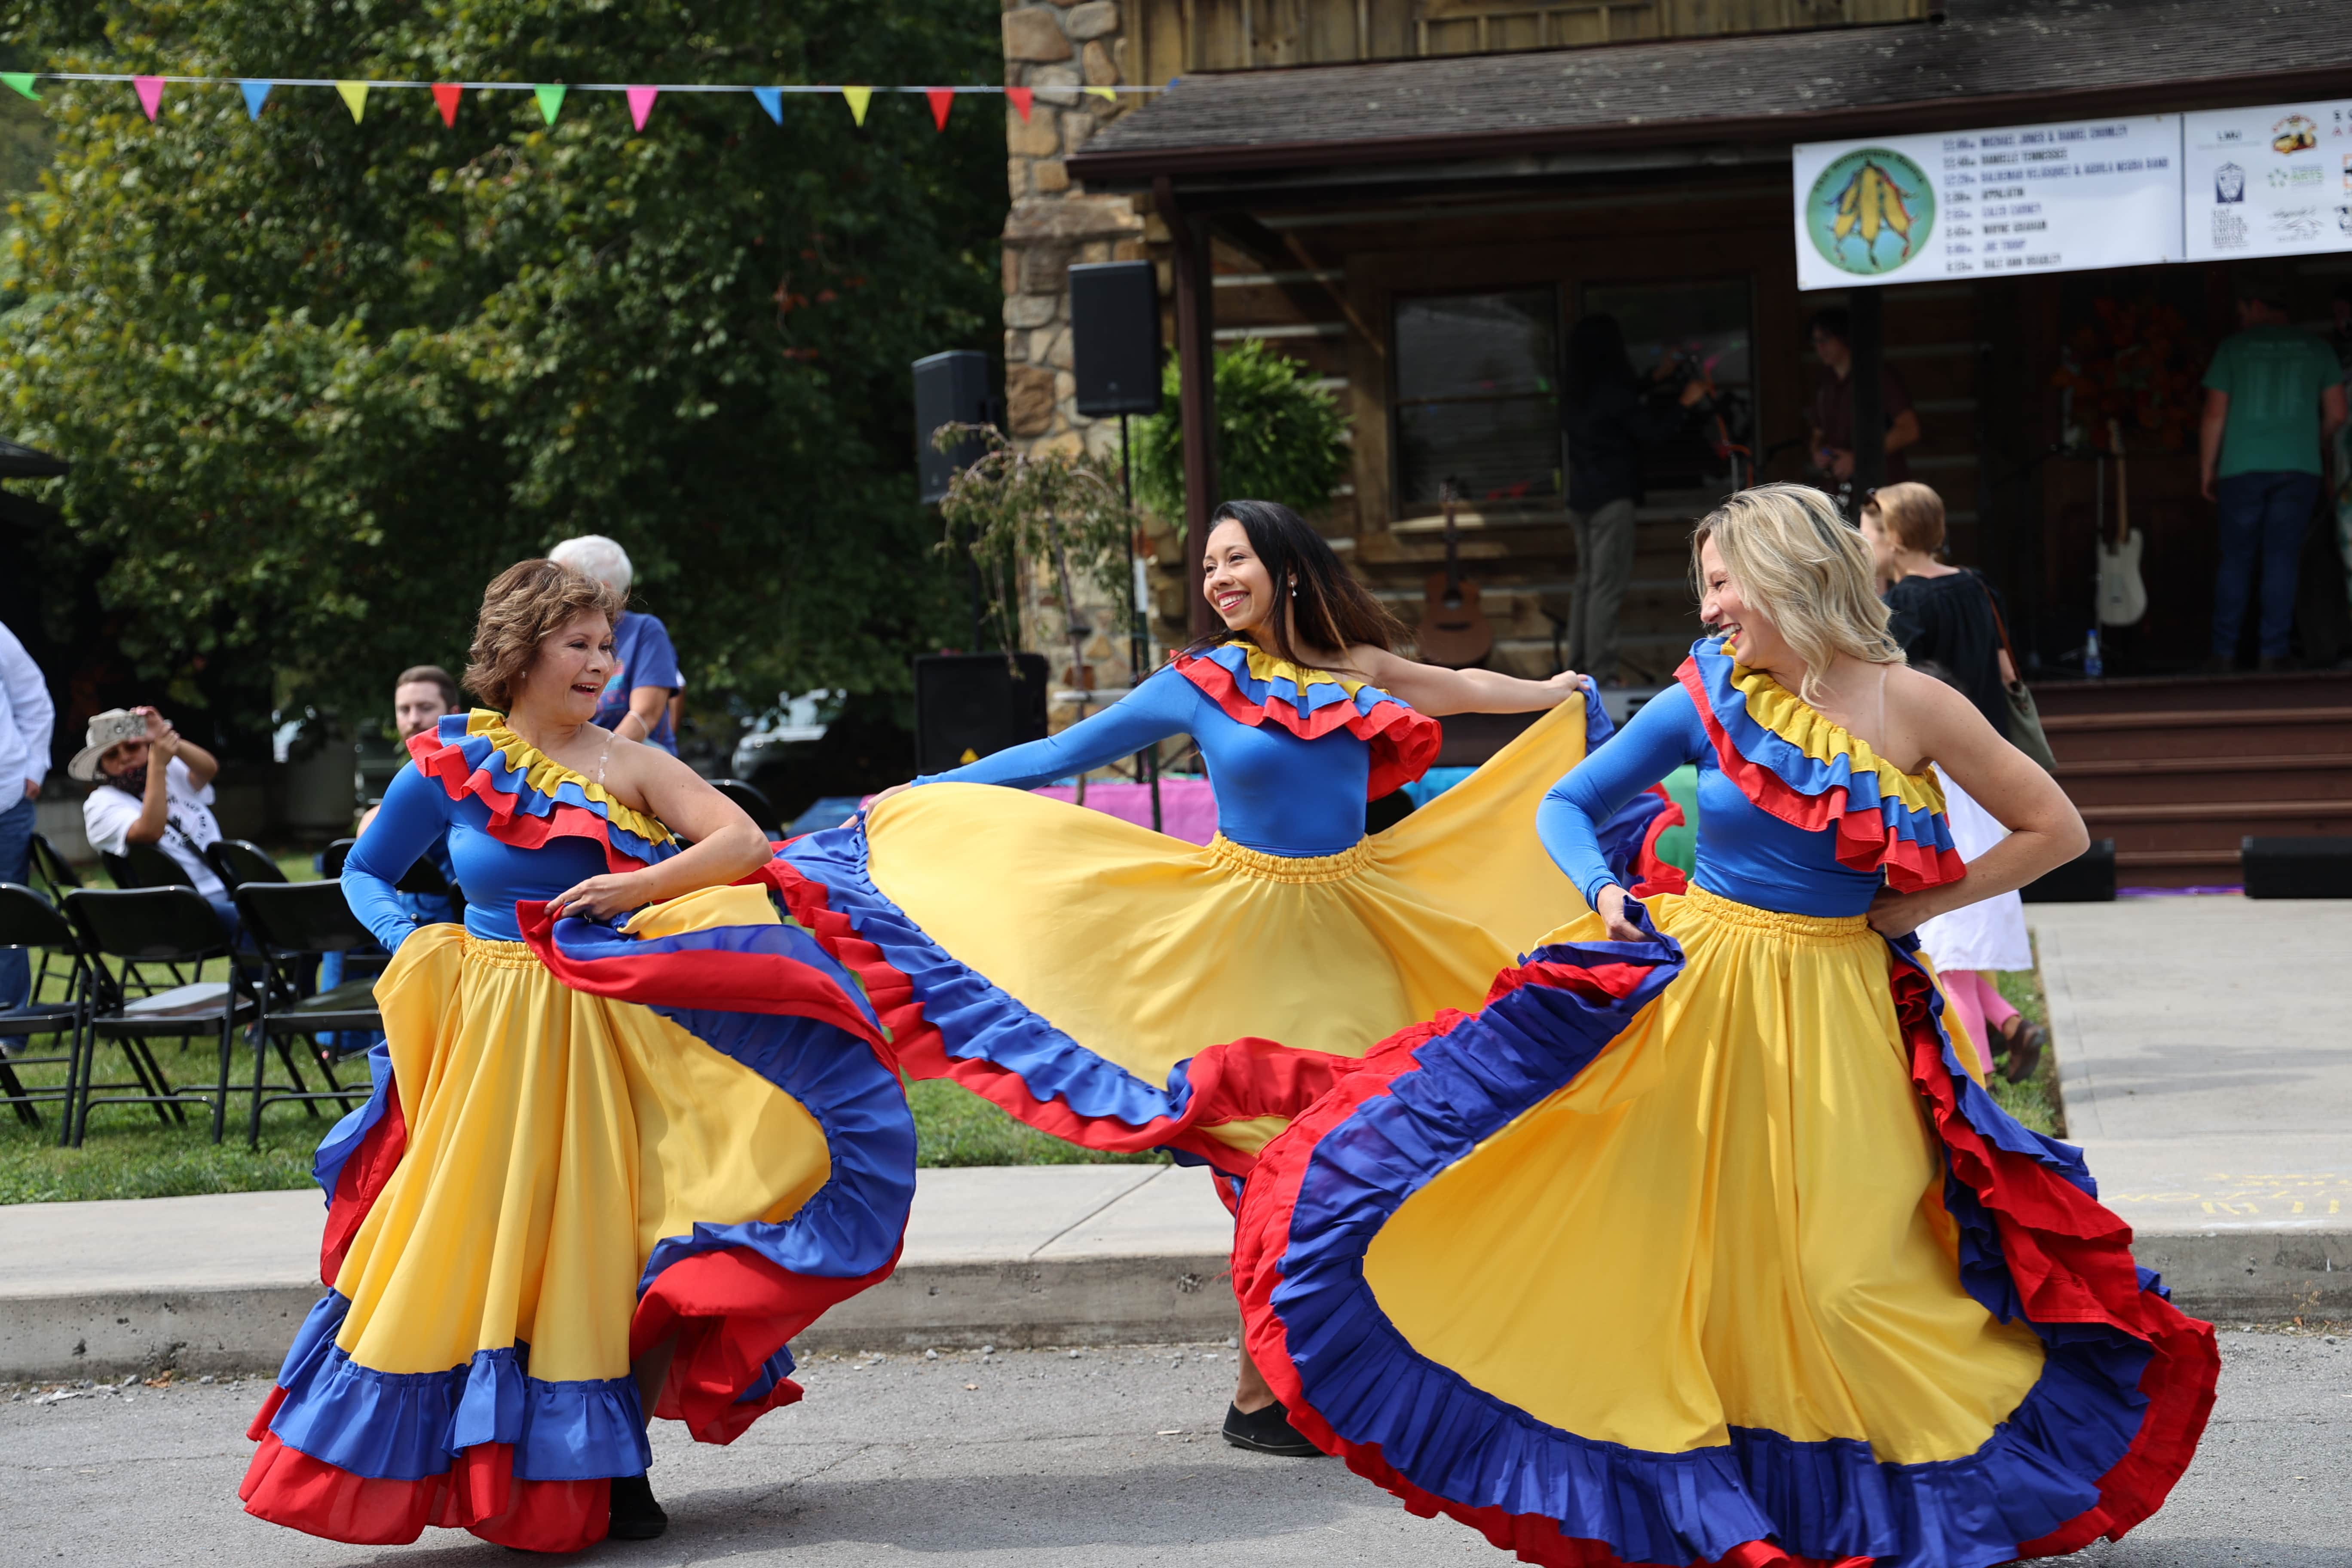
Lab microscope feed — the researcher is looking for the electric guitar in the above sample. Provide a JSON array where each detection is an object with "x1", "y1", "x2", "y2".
[
  {"x1": 2096, "y1": 417, "x2": 2148, "y2": 627},
  {"x1": 1419, "y1": 482, "x2": 1494, "y2": 669}
]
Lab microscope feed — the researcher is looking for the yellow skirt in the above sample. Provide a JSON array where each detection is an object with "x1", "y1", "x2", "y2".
[
  {"x1": 243, "y1": 886, "x2": 916, "y2": 1551},
  {"x1": 775, "y1": 695, "x2": 1601, "y2": 1164},
  {"x1": 1231, "y1": 886, "x2": 2220, "y2": 1565}
]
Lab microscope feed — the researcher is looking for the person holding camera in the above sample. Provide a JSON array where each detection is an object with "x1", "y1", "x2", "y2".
[{"x1": 72, "y1": 705, "x2": 238, "y2": 935}]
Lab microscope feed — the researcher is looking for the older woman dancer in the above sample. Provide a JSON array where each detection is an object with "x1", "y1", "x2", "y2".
[
  {"x1": 241, "y1": 560, "x2": 914, "y2": 1552},
  {"x1": 1231, "y1": 484, "x2": 2217, "y2": 1567}
]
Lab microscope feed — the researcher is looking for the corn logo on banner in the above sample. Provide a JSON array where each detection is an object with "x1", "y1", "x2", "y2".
[{"x1": 1793, "y1": 116, "x2": 2184, "y2": 289}]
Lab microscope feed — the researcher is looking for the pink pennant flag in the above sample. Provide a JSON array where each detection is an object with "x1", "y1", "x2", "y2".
[
  {"x1": 1006, "y1": 86, "x2": 1032, "y2": 122},
  {"x1": 133, "y1": 75, "x2": 165, "y2": 122},
  {"x1": 626, "y1": 85, "x2": 658, "y2": 131},
  {"x1": 926, "y1": 89, "x2": 953, "y2": 132}
]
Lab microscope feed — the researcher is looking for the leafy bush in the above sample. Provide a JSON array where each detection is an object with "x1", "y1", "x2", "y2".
[{"x1": 1132, "y1": 338, "x2": 1348, "y2": 524}]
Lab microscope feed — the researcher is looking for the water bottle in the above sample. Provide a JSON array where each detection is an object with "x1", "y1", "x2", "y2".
[{"x1": 2083, "y1": 626, "x2": 2103, "y2": 679}]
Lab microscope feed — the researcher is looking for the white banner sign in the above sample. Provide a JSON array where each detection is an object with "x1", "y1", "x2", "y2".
[
  {"x1": 2182, "y1": 100, "x2": 2352, "y2": 261},
  {"x1": 1795, "y1": 118, "x2": 2183, "y2": 291}
]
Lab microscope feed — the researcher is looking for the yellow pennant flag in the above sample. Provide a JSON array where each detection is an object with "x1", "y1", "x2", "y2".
[
  {"x1": 1084, "y1": 86, "x2": 1118, "y2": 103},
  {"x1": 334, "y1": 80, "x2": 369, "y2": 123},
  {"x1": 841, "y1": 85, "x2": 872, "y2": 127}
]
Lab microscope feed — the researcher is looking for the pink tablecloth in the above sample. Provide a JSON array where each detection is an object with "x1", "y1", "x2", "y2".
[{"x1": 1032, "y1": 779, "x2": 1219, "y2": 844}]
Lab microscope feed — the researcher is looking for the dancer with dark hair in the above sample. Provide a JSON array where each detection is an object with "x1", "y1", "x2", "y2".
[
  {"x1": 240, "y1": 559, "x2": 916, "y2": 1552},
  {"x1": 778, "y1": 499, "x2": 1668, "y2": 1453},
  {"x1": 1228, "y1": 483, "x2": 2217, "y2": 1566}
]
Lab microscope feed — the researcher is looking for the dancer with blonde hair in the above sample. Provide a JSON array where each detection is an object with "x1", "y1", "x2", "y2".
[{"x1": 1231, "y1": 484, "x2": 2217, "y2": 1566}]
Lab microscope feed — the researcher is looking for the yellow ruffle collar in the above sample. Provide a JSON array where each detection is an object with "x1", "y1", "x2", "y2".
[
  {"x1": 1720, "y1": 651, "x2": 1947, "y2": 816},
  {"x1": 462, "y1": 710, "x2": 680, "y2": 848}
]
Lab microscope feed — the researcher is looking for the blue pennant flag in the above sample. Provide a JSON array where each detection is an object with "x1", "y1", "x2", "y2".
[
  {"x1": 752, "y1": 86, "x2": 782, "y2": 124},
  {"x1": 238, "y1": 80, "x2": 272, "y2": 120}
]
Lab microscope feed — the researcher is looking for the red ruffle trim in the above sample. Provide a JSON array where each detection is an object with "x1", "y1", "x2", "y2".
[
  {"x1": 1889, "y1": 960, "x2": 2219, "y2": 1556},
  {"x1": 407, "y1": 727, "x2": 656, "y2": 876},
  {"x1": 1174, "y1": 651, "x2": 1441, "y2": 799},
  {"x1": 240, "y1": 1422, "x2": 605, "y2": 1552},
  {"x1": 1628, "y1": 784, "x2": 1688, "y2": 900},
  {"x1": 1675, "y1": 660, "x2": 1962, "y2": 894},
  {"x1": 771, "y1": 862, "x2": 1352, "y2": 1179},
  {"x1": 320, "y1": 1089, "x2": 405, "y2": 1288}
]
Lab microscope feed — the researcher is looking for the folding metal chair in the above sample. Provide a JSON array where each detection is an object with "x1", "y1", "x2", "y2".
[
  {"x1": 710, "y1": 778, "x2": 782, "y2": 839},
  {"x1": 28, "y1": 833, "x2": 82, "y2": 901},
  {"x1": 0, "y1": 884, "x2": 92, "y2": 1143},
  {"x1": 205, "y1": 839, "x2": 287, "y2": 892},
  {"x1": 102, "y1": 842, "x2": 196, "y2": 891},
  {"x1": 233, "y1": 882, "x2": 378, "y2": 1148},
  {"x1": 63, "y1": 888, "x2": 257, "y2": 1145}
]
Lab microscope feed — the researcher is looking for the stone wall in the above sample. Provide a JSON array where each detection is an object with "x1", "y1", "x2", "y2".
[{"x1": 998, "y1": 1, "x2": 1185, "y2": 728}]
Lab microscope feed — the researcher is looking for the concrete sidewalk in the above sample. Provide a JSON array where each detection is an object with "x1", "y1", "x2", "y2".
[{"x1": 2, "y1": 893, "x2": 2344, "y2": 1381}]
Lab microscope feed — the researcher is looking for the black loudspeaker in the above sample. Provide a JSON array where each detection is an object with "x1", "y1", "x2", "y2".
[
  {"x1": 913, "y1": 350, "x2": 992, "y2": 504},
  {"x1": 913, "y1": 653, "x2": 1050, "y2": 775},
  {"x1": 1070, "y1": 260, "x2": 1161, "y2": 418},
  {"x1": 2243, "y1": 835, "x2": 2352, "y2": 898},
  {"x1": 2019, "y1": 839, "x2": 2116, "y2": 903}
]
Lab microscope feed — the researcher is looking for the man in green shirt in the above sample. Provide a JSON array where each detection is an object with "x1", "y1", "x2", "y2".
[{"x1": 2199, "y1": 279, "x2": 2347, "y2": 670}]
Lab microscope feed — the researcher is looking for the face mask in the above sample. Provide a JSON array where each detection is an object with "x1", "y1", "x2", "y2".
[{"x1": 107, "y1": 765, "x2": 150, "y2": 796}]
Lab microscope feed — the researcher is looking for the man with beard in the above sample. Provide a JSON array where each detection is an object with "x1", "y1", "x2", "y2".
[{"x1": 73, "y1": 706, "x2": 238, "y2": 935}]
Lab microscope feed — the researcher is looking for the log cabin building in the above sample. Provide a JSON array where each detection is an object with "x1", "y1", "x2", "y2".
[{"x1": 997, "y1": 0, "x2": 2352, "y2": 885}]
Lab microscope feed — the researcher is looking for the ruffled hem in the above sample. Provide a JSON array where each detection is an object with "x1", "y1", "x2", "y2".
[
  {"x1": 241, "y1": 1429, "x2": 607, "y2": 1551},
  {"x1": 1677, "y1": 641, "x2": 1963, "y2": 893},
  {"x1": 407, "y1": 710, "x2": 679, "y2": 873},
  {"x1": 1233, "y1": 901, "x2": 2216, "y2": 1568},
  {"x1": 771, "y1": 825, "x2": 1355, "y2": 1179},
  {"x1": 1175, "y1": 643, "x2": 1440, "y2": 799}
]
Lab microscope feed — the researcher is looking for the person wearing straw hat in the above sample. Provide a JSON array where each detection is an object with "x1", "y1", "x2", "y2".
[{"x1": 74, "y1": 705, "x2": 238, "y2": 934}]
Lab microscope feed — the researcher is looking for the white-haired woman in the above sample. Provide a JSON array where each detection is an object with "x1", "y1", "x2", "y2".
[
  {"x1": 1228, "y1": 484, "x2": 2218, "y2": 1567},
  {"x1": 548, "y1": 534, "x2": 682, "y2": 756}
]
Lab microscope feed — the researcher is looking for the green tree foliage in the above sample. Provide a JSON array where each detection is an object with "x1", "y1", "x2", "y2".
[
  {"x1": 1132, "y1": 338, "x2": 1349, "y2": 526},
  {"x1": 0, "y1": 2, "x2": 1007, "y2": 742}
]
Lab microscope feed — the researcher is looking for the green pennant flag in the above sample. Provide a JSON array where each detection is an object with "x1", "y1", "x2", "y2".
[
  {"x1": 533, "y1": 83, "x2": 567, "y2": 125},
  {"x1": 0, "y1": 74, "x2": 38, "y2": 102}
]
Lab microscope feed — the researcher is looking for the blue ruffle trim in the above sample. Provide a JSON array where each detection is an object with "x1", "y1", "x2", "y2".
[
  {"x1": 423, "y1": 713, "x2": 678, "y2": 868},
  {"x1": 778, "y1": 822, "x2": 1182, "y2": 1132},
  {"x1": 1190, "y1": 641, "x2": 1396, "y2": 725},
  {"x1": 1685, "y1": 637, "x2": 1958, "y2": 867},
  {"x1": 1271, "y1": 906, "x2": 2169, "y2": 1568},
  {"x1": 311, "y1": 1039, "x2": 394, "y2": 1203},
  {"x1": 268, "y1": 1292, "x2": 650, "y2": 1482}
]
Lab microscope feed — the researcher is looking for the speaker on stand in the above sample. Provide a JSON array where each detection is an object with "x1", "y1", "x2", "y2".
[
  {"x1": 1070, "y1": 260, "x2": 1165, "y2": 830},
  {"x1": 913, "y1": 652, "x2": 1051, "y2": 776},
  {"x1": 913, "y1": 349, "x2": 1002, "y2": 652}
]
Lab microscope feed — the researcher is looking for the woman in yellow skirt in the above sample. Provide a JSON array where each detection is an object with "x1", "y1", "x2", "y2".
[
  {"x1": 1230, "y1": 484, "x2": 2219, "y2": 1566},
  {"x1": 777, "y1": 500, "x2": 1673, "y2": 1453},
  {"x1": 241, "y1": 561, "x2": 916, "y2": 1552}
]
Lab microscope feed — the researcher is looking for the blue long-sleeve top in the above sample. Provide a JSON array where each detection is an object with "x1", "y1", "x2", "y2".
[
  {"x1": 343, "y1": 763, "x2": 612, "y2": 949},
  {"x1": 1537, "y1": 680, "x2": 1888, "y2": 918},
  {"x1": 916, "y1": 665, "x2": 1371, "y2": 859}
]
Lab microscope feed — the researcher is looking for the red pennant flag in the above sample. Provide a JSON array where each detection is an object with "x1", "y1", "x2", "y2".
[
  {"x1": 1007, "y1": 87, "x2": 1032, "y2": 122},
  {"x1": 926, "y1": 89, "x2": 953, "y2": 132},
  {"x1": 431, "y1": 83, "x2": 461, "y2": 127}
]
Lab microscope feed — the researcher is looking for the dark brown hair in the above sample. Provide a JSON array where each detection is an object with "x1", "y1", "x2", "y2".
[
  {"x1": 394, "y1": 664, "x2": 461, "y2": 713},
  {"x1": 1187, "y1": 499, "x2": 1403, "y2": 669},
  {"x1": 462, "y1": 560, "x2": 626, "y2": 712}
]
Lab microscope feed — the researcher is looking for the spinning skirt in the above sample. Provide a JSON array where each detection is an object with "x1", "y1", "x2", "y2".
[
  {"x1": 1234, "y1": 885, "x2": 2218, "y2": 1568},
  {"x1": 240, "y1": 882, "x2": 915, "y2": 1552},
  {"x1": 777, "y1": 695, "x2": 1627, "y2": 1171}
]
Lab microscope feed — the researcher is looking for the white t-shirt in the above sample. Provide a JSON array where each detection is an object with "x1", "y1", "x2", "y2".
[{"x1": 82, "y1": 756, "x2": 226, "y2": 899}]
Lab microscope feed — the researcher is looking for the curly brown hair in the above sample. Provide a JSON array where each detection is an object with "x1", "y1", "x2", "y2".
[{"x1": 462, "y1": 560, "x2": 628, "y2": 712}]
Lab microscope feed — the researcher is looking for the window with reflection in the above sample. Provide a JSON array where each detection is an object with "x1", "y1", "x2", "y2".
[
  {"x1": 1577, "y1": 278, "x2": 1755, "y2": 496},
  {"x1": 1391, "y1": 290, "x2": 1561, "y2": 513}
]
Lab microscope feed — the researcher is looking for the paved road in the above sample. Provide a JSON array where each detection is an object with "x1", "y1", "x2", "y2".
[{"x1": 3, "y1": 1331, "x2": 2345, "y2": 1566}]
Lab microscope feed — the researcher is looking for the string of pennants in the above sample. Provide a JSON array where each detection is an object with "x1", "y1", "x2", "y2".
[{"x1": 0, "y1": 71, "x2": 1155, "y2": 131}]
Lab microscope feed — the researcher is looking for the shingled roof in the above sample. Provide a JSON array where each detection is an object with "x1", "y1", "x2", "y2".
[{"x1": 1070, "y1": 0, "x2": 2352, "y2": 184}]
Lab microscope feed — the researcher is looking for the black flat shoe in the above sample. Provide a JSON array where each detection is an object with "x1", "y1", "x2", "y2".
[
  {"x1": 1222, "y1": 1400, "x2": 1323, "y2": 1457},
  {"x1": 1998, "y1": 1017, "x2": 2046, "y2": 1084},
  {"x1": 608, "y1": 1473, "x2": 668, "y2": 1541}
]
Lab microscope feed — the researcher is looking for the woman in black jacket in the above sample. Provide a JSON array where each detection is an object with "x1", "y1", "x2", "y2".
[{"x1": 1858, "y1": 482, "x2": 2012, "y2": 740}]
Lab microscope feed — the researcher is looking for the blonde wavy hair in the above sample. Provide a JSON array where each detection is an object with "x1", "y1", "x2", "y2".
[
  {"x1": 462, "y1": 559, "x2": 628, "y2": 712},
  {"x1": 1860, "y1": 481, "x2": 1946, "y2": 554},
  {"x1": 1691, "y1": 483, "x2": 1903, "y2": 707}
]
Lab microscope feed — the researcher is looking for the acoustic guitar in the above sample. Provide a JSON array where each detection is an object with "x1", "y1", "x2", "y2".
[
  {"x1": 1419, "y1": 483, "x2": 1494, "y2": 668},
  {"x1": 2096, "y1": 417, "x2": 2148, "y2": 628}
]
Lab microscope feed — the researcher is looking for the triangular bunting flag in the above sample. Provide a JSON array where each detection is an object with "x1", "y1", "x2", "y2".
[
  {"x1": 841, "y1": 85, "x2": 871, "y2": 127},
  {"x1": 925, "y1": 88, "x2": 953, "y2": 132},
  {"x1": 1007, "y1": 87, "x2": 1032, "y2": 122},
  {"x1": 133, "y1": 76, "x2": 165, "y2": 122},
  {"x1": 0, "y1": 73, "x2": 39, "y2": 101},
  {"x1": 1083, "y1": 86, "x2": 1118, "y2": 103},
  {"x1": 533, "y1": 83, "x2": 567, "y2": 125},
  {"x1": 626, "y1": 85, "x2": 658, "y2": 131},
  {"x1": 237, "y1": 80, "x2": 271, "y2": 119},
  {"x1": 334, "y1": 80, "x2": 368, "y2": 123},
  {"x1": 431, "y1": 83, "x2": 462, "y2": 126},
  {"x1": 752, "y1": 86, "x2": 782, "y2": 123}
]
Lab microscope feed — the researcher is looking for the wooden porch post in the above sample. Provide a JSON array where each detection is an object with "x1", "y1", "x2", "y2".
[
  {"x1": 1157, "y1": 176, "x2": 1219, "y2": 640},
  {"x1": 1848, "y1": 288, "x2": 1885, "y2": 500}
]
